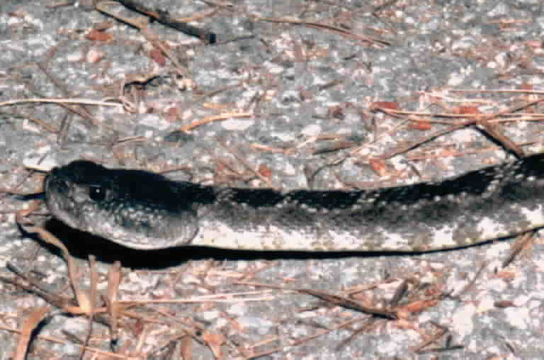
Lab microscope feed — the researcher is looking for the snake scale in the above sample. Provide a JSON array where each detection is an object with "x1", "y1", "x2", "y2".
[{"x1": 44, "y1": 154, "x2": 544, "y2": 252}]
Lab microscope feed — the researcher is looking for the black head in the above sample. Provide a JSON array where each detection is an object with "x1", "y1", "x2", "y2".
[{"x1": 44, "y1": 160, "x2": 199, "y2": 249}]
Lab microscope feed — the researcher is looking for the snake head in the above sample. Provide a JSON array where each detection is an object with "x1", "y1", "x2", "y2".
[{"x1": 45, "y1": 160, "x2": 200, "y2": 249}]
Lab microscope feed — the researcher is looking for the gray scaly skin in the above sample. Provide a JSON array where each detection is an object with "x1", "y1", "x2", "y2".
[{"x1": 44, "y1": 154, "x2": 544, "y2": 251}]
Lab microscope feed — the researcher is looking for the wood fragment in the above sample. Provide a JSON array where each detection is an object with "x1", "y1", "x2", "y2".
[
  {"x1": 0, "y1": 97, "x2": 120, "y2": 108},
  {"x1": 254, "y1": 16, "x2": 390, "y2": 47},
  {"x1": 105, "y1": 261, "x2": 122, "y2": 342},
  {"x1": 180, "y1": 111, "x2": 252, "y2": 132},
  {"x1": 115, "y1": 0, "x2": 217, "y2": 43},
  {"x1": 448, "y1": 262, "x2": 488, "y2": 300},
  {"x1": 14, "y1": 307, "x2": 50, "y2": 360},
  {"x1": 475, "y1": 118, "x2": 525, "y2": 158},
  {"x1": 79, "y1": 255, "x2": 98, "y2": 360},
  {"x1": 95, "y1": 1, "x2": 189, "y2": 76},
  {"x1": 298, "y1": 288, "x2": 397, "y2": 319},
  {"x1": 502, "y1": 231, "x2": 536, "y2": 268},
  {"x1": 0, "y1": 110, "x2": 59, "y2": 133},
  {"x1": 412, "y1": 322, "x2": 449, "y2": 353}
]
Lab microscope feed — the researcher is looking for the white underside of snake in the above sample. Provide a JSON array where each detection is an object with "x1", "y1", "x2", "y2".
[{"x1": 44, "y1": 154, "x2": 544, "y2": 252}]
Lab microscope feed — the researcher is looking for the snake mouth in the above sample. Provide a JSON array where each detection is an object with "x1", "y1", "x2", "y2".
[
  {"x1": 44, "y1": 174, "x2": 81, "y2": 229},
  {"x1": 44, "y1": 171, "x2": 69, "y2": 205}
]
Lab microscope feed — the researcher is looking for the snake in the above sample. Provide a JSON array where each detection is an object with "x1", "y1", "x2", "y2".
[{"x1": 43, "y1": 153, "x2": 544, "y2": 252}]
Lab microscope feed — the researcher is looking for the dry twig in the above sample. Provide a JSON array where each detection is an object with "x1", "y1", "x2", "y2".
[
  {"x1": 254, "y1": 15, "x2": 390, "y2": 47},
  {"x1": 115, "y1": 0, "x2": 217, "y2": 43}
]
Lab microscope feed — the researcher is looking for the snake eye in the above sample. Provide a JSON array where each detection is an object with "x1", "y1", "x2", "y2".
[{"x1": 88, "y1": 185, "x2": 107, "y2": 201}]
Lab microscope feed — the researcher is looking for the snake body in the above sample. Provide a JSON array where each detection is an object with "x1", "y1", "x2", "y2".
[{"x1": 44, "y1": 154, "x2": 544, "y2": 251}]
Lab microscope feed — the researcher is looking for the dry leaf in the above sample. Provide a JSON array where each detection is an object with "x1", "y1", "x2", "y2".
[
  {"x1": 86, "y1": 29, "x2": 113, "y2": 42},
  {"x1": 15, "y1": 307, "x2": 50, "y2": 360},
  {"x1": 495, "y1": 270, "x2": 517, "y2": 280},
  {"x1": 494, "y1": 300, "x2": 515, "y2": 308},
  {"x1": 454, "y1": 105, "x2": 480, "y2": 115},
  {"x1": 397, "y1": 299, "x2": 439, "y2": 314},
  {"x1": 202, "y1": 331, "x2": 225, "y2": 358},
  {"x1": 369, "y1": 158, "x2": 389, "y2": 177},
  {"x1": 370, "y1": 101, "x2": 400, "y2": 111},
  {"x1": 257, "y1": 164, "x2": 272, "y2": 178},
  {"x1": 328, "y1": 104, "x2": 345, "y2": 119},
  {"x1": 409, "y1": 120, "x2": 432, "y2": 130},
  {"x1": 149, "y1": 48, "x2": 166, "y2": 66},
  {"x1": 164, "y1": 105, "x2": 181, "y2": 122}
]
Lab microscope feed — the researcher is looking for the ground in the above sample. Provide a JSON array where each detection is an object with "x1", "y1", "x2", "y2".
[{"x1": 1, "y1": 0, "x2": 544, "y2": 359}]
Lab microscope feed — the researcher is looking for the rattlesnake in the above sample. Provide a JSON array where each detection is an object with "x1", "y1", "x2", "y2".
[{"x1": 44, "y1": 154, "x2": 544, "y2": 251}]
